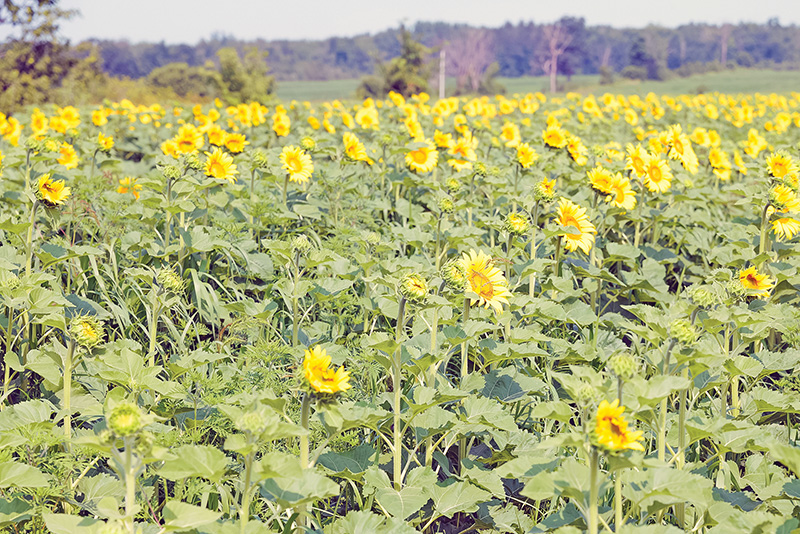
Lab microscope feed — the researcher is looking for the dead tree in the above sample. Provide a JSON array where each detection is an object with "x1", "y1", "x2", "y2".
[
  {"x1": 539, "y1": 23, "x2": 573, "y2": 94},
  {"x1": 447, "y1": 28, "x2": 494, "y2": 94}
]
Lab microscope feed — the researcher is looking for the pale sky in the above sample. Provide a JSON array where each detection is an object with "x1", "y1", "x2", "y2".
[{"x1": 32, "y1": 0, "x2": 800, "y2": 43}]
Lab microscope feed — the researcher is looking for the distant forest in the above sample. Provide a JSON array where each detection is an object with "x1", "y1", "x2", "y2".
[{"x1": 89, "y1": 18, "x2": 800, "y2": 82}]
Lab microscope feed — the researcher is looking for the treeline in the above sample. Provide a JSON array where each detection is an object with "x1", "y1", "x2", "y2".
[{"x1": 91, "y1": 18, "x2": 800, "y2": 83}]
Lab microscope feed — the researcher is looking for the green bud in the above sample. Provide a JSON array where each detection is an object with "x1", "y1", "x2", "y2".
[
  {"x1": 185, "y1": 153, "x2": 203, "y2": 171},
  {"x1": 687, "y1": 284, "x2": 717, "y2": 308},
  {"x1": 447, "y1": 177, "x2": 462, "y2": 195},
  {"x1": 157, "y1": 268, "x2": 185, "y2": 293},
  {"x1": 0, "y1": 271, "x2": 19, "y2": 290},
  {"x1": 290, "y1": 234, "x2": 312, "y2": 256},
  {"x1": 504, "y1": 212, "x2": 530, "y2": 236},
  {"x1": 160, "y1": 164, "x2": 181, "y2": 180},
  {"x1": 575, "y1": 383, "x2": 597, "y2": 403},
  {"x1": 108, "y1": 402, "x2": 143, "y2": 437},
  {"x1": 69, "y1": 315, "x2": 105, "y2": 350},
  {"x1": 726, "y1": 278, "x2": 748, "y2": 300},
  {"x1": 441, "y1": 259, "x2": 467, "y2": 292},
  {"x1": 399, "y1": 273, "x2": 428, "y2": 303},
  {"x1": 438, "y1": 197, "x2": 454, "y2": 214},
  {"x1": 238, "y1": 411, "x2": 266, "y2": 435},
  {"x1": 608, "y1": 352, "x2": 637, "y2": 380},
  {"x1": 251, "y1": 148, "x2": 270, "y2": 169},
  {"x1": 366, "y1": 232, "x2": 381, "y2": 246},
  {"x1": 474, "y1": 162, "x2": 488, "y2": 177},
  {"x1": 300, "y1": 136, "x2": 316, "y2": 151},
  {"x1": 671, "y1": 319, "x2": 698, "y2": 345}
]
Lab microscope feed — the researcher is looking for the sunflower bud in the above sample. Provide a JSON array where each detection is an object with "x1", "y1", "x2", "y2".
[
  {"x1": 399, "y1": 273, "x2": 428, "y2": 303},
  {"x1": 159, "y1": 164, "x2": 181, "y2": 181},
  {"x1": 300, "y1": 136, "x2": 316, "y2": 151},
  {"x1": 108, "y1": 402, "x2": 143, "y2": 437},
  {"x1": 504, "y1": 212, "x2": 530, "y2": 236},
  {"x1": 575, "y1": 383, "x2": 598, "y2": 403},
  {"x1": 251, "y1": 148, "x2": 270, "y2": 169},
  {"x1": 670, "y1": 319, "x2": 698, "y2": 345},
  {"x1": 438, "y1": 197, "x2": 454, "y2": 215},
  {"x1": 186, "y1": 153, "x2": 203, "y2": 171},
  {"x1": 0, "y1": 271, "x2": 19, "y2": 290},
  {"x1": 69, "y1": 315, "x2": 105, "y2": 350},
  {"x1": 608, "y1": 352, "x2": 637, "y2": 380},
  {"x1": 290, "y1": 234, "x2": 312, "y2": 256},
  {"x1": 157, "y1": 268, "x2": 185, "y2": 293},
  {"x1": 441, "y1": 259, "x2": 467, "y2": 292},
  {"x1": 447, "y1": 177, "x2": 462, "y2": 195},
  {"x1": 474, "y1": 162, "x2": 488, "y2": 177},
  {"x1": 726, "y1": 278, "x2": 748, "y2": 300},
  {"x1": 534, "y1": 178, "x2": 556, "y2": 202},
  {"x1": 238, "y1": 411, "x2": 267, "y2": 435},
  {"x1": 366, "y1": 232, "x2": 381, "y2": 246},
  {"x1": 687, "y1": 285, "x2": 717, "y2": 308}
]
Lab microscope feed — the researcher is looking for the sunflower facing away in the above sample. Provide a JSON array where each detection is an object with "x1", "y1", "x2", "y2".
[
  {"x1": 595, "y1": 399, "x2": 645, "y2": 452},
  {"x1": 36, "y1": 174, "x2": 71, "y2": 207},
  {"x1": 406, "y1": 140, "x2": 438, "y2": 173},
  {"x1": 280, "y1": 145, "x2": 314, "y2": 184},
  {"x1": 738, "y1": 266, "x2": 774, "y2": 298},
  {"x1": 605, "y1": 173, "x2": 637, "y2": 212},
  {"x1": 303, "y1": 346, "x2": 351, "y2": 394},
  {"x1": 555, "y1": 198, "x2": 596, "y2": 255},
  {"x1": 204, "y1": 148, "x2": 238, "y2": 182},
  {"x1": 460, "y1": 249, "x2": 512, "y2": 314}
]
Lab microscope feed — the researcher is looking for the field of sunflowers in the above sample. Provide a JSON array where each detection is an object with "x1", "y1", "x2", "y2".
[{"x1": 1, "y1": 88, "x2": 800, "y2": 534}]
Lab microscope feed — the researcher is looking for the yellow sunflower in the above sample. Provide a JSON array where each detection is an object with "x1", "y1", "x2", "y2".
[
  {"x1": 771, "y1": 184, "x2": 800, "y2": 213},
  {"x1": 174, "y1": 124, "x2": 203, "y2": 154},
  {"x1": 36, "y1": 174, "x2": 71, "y2": 207},
  {"x1": 605, "y1": 173, "x2": 636, "y2": 211},
  {"x1": 766, "y1": 152, "x2": 800, "y2": 184},
  {"x1": 280, "y1": 145, "x2": 314, "y2": 183},
  {"x1": 566, "y1": 136, "x2": 588, "y2": 166},
  {"x1": 406, "y1": 139, "x2": 438, "y2": 173},
  {"x1": 666, "y1": 124, "x2": 698, "y2": 174},
  {"x1": 625, "y1": 143, "x2": 648, "y2": 178},
  {"x1": 303, "y1": 346, "x2": 351, "y2": 394},
  {"x1": 460, "y1": 249, "x2": 512, "y2": 314},
  {"x1": 738, "y1": 266, "x2": 774, "y2": 298},
  {"x1": 204, "y1": 147, "x2": 238, "y2": 182},
  {"x1": 57, "y1": 142, "x2": 78, "y2": 169},
  {"x1": 595, "y1": 399, "x2": 645, "y2": 452},
  {"x1": 224, "y1": 132, "x2": 249, "y2": 153},
  {"x1": 772, "y1": 217, "x2": 800, "y2": 242},
  {"x1": 97, "y1": 133, "x2": 114, "y2": 151},
  {"x1": 343, "y1": 132, "x2": 372, "y2": 164},
  {"x1": 516, "y1": 142, "x2": 539, "y2": 169},
  {"x1": 555, "y1": 198, "x2": 596, "y2": 254},
  {"x1": 117, "y1": 177, "x2": 142, "y2": 200},
  {"x1": 500, "y1": 121, "x2": 520, "y2": 148},
  {"x1": 587, "y1": 166, "x2": 614, "y2": 195},
  {"x1": 642, "y1": 155, "x2": 673, "y2": 194},
  {"x1": 542, "y1": 124, "x2": 568, "y2": 148}
]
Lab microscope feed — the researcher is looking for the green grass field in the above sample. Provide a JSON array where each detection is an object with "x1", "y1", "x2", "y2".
[{"x1": 275, "y1": 69, "x2": 800, "y2": 102}]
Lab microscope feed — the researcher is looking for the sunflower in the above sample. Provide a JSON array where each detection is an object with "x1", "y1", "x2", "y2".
[
  {"x1": 566, "y1": 136, "x2": 588, "y2": 166},
  {"x1": 642, "y1": 155, "x2": 673, "y2": 194},
  {"x1": 587, "y1": 166, "x2": 614, "y2": 195},
  {"x1": 595, "y1": 399, "x2": 645, "y2": 452},
  {"x1": 666, "y1": 124, "x2": 698, "y2": 174},
  {"x1": 97, "y1": 133, "x2": 114, "y2": 151},
  {"x1": 500, "y1": 121, "x2": 520, "y2": 148},
  {"x1": 772, "y1": 217, "x2": 800, "y2": 242},
  {"x1": 30, "y1": 108, "x2": 48, "y2": 136},
  {"x1": 433, "y1": 129, "x2": 454, "y2": 149},
  {"x1": 406, "y1": 139, "x2": 438, "y2": 173},
  {"x1": 273, "y1": 112, "x2": 291, "y2": 137},
  {"x1": 771, "y1": 184, "x2": 800, "y2": 212},
  {"x1": 733, "y1": 150, "x2": 748, "y2": 175},
  {"x1": 555, "y1": 198, "x2": 596, "y2": 254},
  {"x1": 174, "y1": 124, "x2": 203, "y2": 154},
  {"x1": 224, "y1": 132, "x2": 249, "y2": 153},
  {"x1": 542, "y1": 124, "x2": 568, "y2": 148},
  {"x1": 303, "y1": 346, "x2": 351, "y2": 394},
  {"x1": 280, "y1": 145, "x2": 314, "y2": 183},
  {"x1": 57, "y1": 142, "x2": 78, "y2": 169},
  {"x1": 460, "y1": 249, "x2": 512, "y2": 314},
  {"x1": 516, "y1": 142, "x2": 538, "y2": 169},
  {"x1": 448, "y1": 133, "x2": 476, "y2": 172},
  {"x1": 625, "y1": 143, "x2": 648, "y2": 178},
  {"x1": 355, "y1": 106, "x2": 379, "y2": 130},
  {"x1": 117, "y1": 177, "x2": 142, "y2": 199},
  {"x1": 766, "y1": 152, "x2": 800, "y2": 184},
  {"x1": 203, "y1": 148, "x2": 238, "y2": 182},
  {"x1": 343, "y1": 132, "x2": 372, "y2": 164},
  {"x1": 36, "y1": 174, "x2": 71, "y2": 207},
  {"x1": 605, "y1": 173, "x2": 636, "y2": 211},
  {"x1": 708, "y1": 147, "x2": 731, "y2": 171},
  {"x1": 738, "y1": 266, "x2": 774, "y2": 298}
]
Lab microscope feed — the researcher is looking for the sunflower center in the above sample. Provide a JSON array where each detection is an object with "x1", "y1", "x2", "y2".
[
  {"x1": 649, "y1": 166, "x2": 662, "y2": 181},
  {"x1": 210, "y1": 162, "x2": 224, "y2": 176},
  {"x1": 469, "y1": 271, "x2": 494, "y2": 300},
  {"x1": 411, "y1": 149, "x2": 427, "y2": 164},
  {"x1": 746, "y1": 274, "x2": 759, "y2": 286},
  {"x1": 287, "y1": 158, "x2": 303, "y2": 173},
  {"x1": 673, "y1": 139, "x2": 684, "y2": 154}
]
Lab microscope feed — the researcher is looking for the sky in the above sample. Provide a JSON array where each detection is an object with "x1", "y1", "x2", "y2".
[{"x1": 37, "y1": 0, "x2": 800, "y2": 44}]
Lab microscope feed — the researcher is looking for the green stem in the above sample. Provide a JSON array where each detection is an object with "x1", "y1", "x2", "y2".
[
  {"x1": 758, "y1": 202, "x2": 771, "y2": 257},
  {"x1": 283, "y1": 174, "x2": 289, "y2": 208},
  {"x1": 529, "y1": 201, "x2": 540, "y2": 297},
  {"x1": 25, "y1": 201, "x2": 39, "y2": 277},
  {"x1": 392, "y1": 297, "x2": 407, "y2": 490},
  {"x1": 3, "y1": 306, "x2": 15, "y2": 406},
  {"x1": 459, "y1": 297, "x2": 471, "y2": 470},
  {"x1": 89, "y1": 149, "x2": 98, "y2": 181},
  {"x1": 676, "y1": 366, "x2": 688, "y2": 527},
  {"x1": 657, "y1": 340, "x2": 675, "y2": 463},
  {"x1": 292, "y1": 252, "x2": 301, "y2": 346},
  {"x1": 435, "y1": 217, "x2": 442, "y2": 271},
  {"x1": 124, "y1": 436, "x2": 136, "y2": 534},
  {"x1": 64, "y1": 340, "x2": 76, "y2": 442},
  {"x1": 589, "y1": 447, "x2": 599, "y2": 534},
  {"x1": 298, "y1": 393, "x2": 312, "y2": 527},
  {"x1": 615, "y1": 469, "x2": 623, "y2": 529},
  {"x1": 24, "y1": 149, "x2": 31, "y2": 192},
  {"x1": 730, "y1": 375, "x2": 739, "y2": 417},
  {"x1": 554, "y1": 235, "x2": 563, "y2": 279},
  {"x1": 165, "y1": 177, "x2": 172, "y2": 251},
  {"x1": 147, "y1": 301, "x2": 161, "y2": 367},
  {"x1": 240, "y1": 452, "x2": 254, "y2": 534}
]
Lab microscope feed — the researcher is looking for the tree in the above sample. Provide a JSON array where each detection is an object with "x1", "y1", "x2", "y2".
[
  {"x1": 447, "y1": 28, "x2": 496, "y2": 94},
  {"x1": 0, "y1": 0, "x2": 76, "y2": 40},
  {"x1": 537, "y1": 21, "x2": 574, "y2": 93},
  {"x1": 217, "y1": 46, "x2": 275, "y2": 104},
  {"x1": 146, "y1": 62, "x2": 223, "y2": 99},
  {"x1": 357, "y1": 26, "x2": 433, "y2": 98}
]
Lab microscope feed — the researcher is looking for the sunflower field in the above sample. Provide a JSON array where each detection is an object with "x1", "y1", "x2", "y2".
[{"x1": 1, "y1": 89, "x2": 800, "y2": 534}]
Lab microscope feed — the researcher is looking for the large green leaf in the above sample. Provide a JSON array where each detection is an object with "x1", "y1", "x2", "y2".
[{"x1": 158, "y1": 445, "x2": 229, "y2": 483}]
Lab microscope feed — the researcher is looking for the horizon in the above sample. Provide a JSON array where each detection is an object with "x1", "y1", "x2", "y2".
[{"x1": 33, "y1": 0, "x2": 800, "y2": 46}]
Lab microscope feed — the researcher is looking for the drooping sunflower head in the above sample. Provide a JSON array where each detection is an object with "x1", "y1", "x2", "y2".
[
  {"x1": 595, "y1": 399, "x2": 644, "y2": 452},
  {"x1": 303, "y1": 346, "x2": 351, "y2": 395},
  {"x1": 280, "y1": 145, "x2": 314, "y2": 184},
  {"x1": 204, "y1": 147, "x2": 238, "y2": 182},
  {"x1": 770, "y1": 184, "x2": 800, "y2": 213},
  {"x1": 459, "y1": 249, "x2": 512, "y2": 314},
  {"x1": 772, "y1": 217, "x2": 800, "y2": 242},
  {"x1": 36, "y1": 174, "x2": 71, "y2": 207}
]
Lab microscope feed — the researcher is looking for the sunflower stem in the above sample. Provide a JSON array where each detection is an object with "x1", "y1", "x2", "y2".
[
  {"x1": 298, "y1": 393, "x2": 312, "y2": 527},
  {"x1": 392, "y1": 296, "x2": 407, "y2": 491},
  {"x1": 25, "y1": 200, "x2": 39, "y2": 278},
  {"x1": 676, "y1": 365, "x2": 689, "y2": 527},
  {"x1": 63, "y1": 339, "x2": 76, "y2": 443},
  {"x1": 459, "y1": 297, "x2": 471, "y2": 471},
  {"x1": 165, "y1": 176, "x2": 172, "y2": 252},
  {"x1": 758, "y1": 201, "x2": 771, "y2": 257},
  {"x1": 283, "y1": 174, "x2": 289, "y2": 208},
  {"x1": 615, "y1": 469, "x2": 623, "y2": 529},
  {"x1": 589, "y1": 446, "x2": 599, "y2": 534},
  {"x1": 3, "y1": 306, "x2": 15, "y2": 407},
  {"x1": 292, "y1": 251, "x2": 301, "y2": 346},
  {"x1": 529, "y1": 201, "x2": 539, "y2": 297}
]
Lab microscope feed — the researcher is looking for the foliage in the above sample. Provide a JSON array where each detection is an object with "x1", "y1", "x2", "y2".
[{"x1": 357, "y1": 27, "x2": 434, "y2": 98}]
